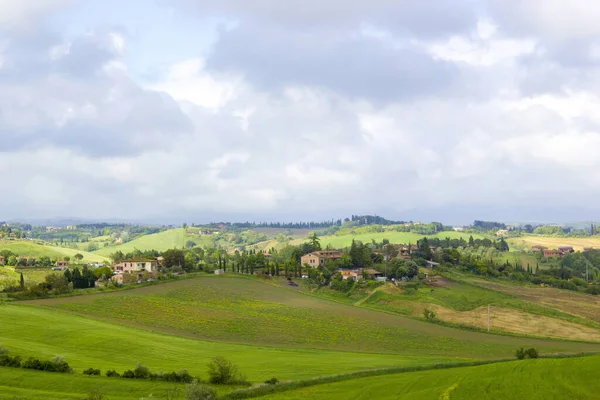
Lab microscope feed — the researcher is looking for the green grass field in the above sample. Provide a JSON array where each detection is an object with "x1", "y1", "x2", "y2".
[
  {"x1": 259, "y1": 355, "x2": 600, "y2": 400},
  {"x1": 0, "y1": 304, "x2": 456, "y2": 382},
  {"x1": 23, "y1": 276, "x2": 600, "y2": 358},
  {"x1": 0, "y1": 240, "x2": 107, "y2": 263},
  {"x1": 94, "y1": 229, "x2": 186, "y2": 256}
]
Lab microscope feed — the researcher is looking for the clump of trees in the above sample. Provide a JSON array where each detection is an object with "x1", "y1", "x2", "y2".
[
  {"x1": 207, "y1": 356, "x2": 248, "y2": 385},
  {"x1": 516, "y1": 348, "x2": 539, "y2": 360},
  {"x1": 0, "y1": 347, "x2": 72, "y2": 373},
  {"x1": 106, "y1": 364, "x2": 195, "y2": 383}
]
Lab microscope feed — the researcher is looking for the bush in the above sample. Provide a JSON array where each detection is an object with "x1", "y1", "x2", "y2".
[
  {"x1": 134, "y1": 363, "x2": 151, "y2": 379},
  {"x1": 83, "y1": 368, "x2": 101, "y2": 376},
  {"x1": 122, "y1": 369, "x2": 135, "y2": 379},
  {"x1": 525, "y1": 348, "x2": 539, "y2": 359},
  {"x1": 207, "y1": 356, "x2": 239, "y2": 384},
  {"x1": 50, "y1": 356, "x2": 72, "y2": 373},
  {"x1": 187, "y1": 380, "x2": 218, "y2": 400},
  {"x1": 423, "y1": 308, "x2": 437, "y2": 321},
  {"x1": 0, "y1": 346, "x2": 21, "y2": 368},
  {"x1": 264, "y1": 377, "x2": 279, "y2": 385},
  {"x1": 516, "y1": 347, "x2": 539, "y2": 360},
  {"x1": 105, "y1": 369, "x2": 120, "y2": 378},
  {"x1": 586, "y1": 285, "x2": 600, "y2": 295}
]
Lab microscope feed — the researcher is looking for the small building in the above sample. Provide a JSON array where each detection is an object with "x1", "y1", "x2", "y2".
[
  {"x1": 214, "y1": 269, "x2": 225, "y2": 275},
  {"x1": 56, "y1": 260, "x2": 69, "y2": 268},
  {"x1": 543, "y1": 249, "x2": 562, "y2": 258},
  {"x1": 112, "y1": 259, "x2": 158, "y2": 274},
  {"x1": 558, "y1": 246, "x2": 574, "y2": 254},
  {"x1": 425, "y1": 260, "x2": 440, "y2": 269},
  {"x1": 340, "y1": 270, "x2": 361, "y2": 281},
  {"x1": 301, "y1": 251, "x2": 343, "y2": 268},
  {"x1": 375, "y1": 276, "x2": 387, "y2": 282},
  {"x1": 496, "y1": 229, "x2": 509, "y2": 236},
  {"x1": 531, "y1": 245, "x2": 547, "y2": 251},
  {"x1": 0, "y1": 256, "x2": 4, "y2": 265},
  {"x1": 363, "y1": 268, "x2": 384, "y2": 279}
]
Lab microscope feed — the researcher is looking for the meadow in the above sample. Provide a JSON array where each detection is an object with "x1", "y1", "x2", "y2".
[
  {"x1": 356, "y1": 278, "x2": 600, "y2": 341},
  {"x1": 24, "y1": 276, "x2": 600, "y2": 358},
  {"x1": 0, "y1": 240, "x2": 107, "y2": 263},
  {"x1": 258, "y1": 355, "x2": 600, "y2": 400},
  {"x1": 94, "y1": 228, "x2": 187, "y2": 256},
  {"x1": 0, "y1": 267, "x2": 58, "y2": 290},
  {"x1": 0, "y1": 304, "x2": 459, "y2": 383}
]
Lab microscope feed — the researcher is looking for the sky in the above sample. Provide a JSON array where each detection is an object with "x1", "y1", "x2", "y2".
[{"x1": 1, "y1": 0, "x2": 600, "y2": 225}]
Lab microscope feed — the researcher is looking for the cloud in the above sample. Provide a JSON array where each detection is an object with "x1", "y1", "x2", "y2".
[{"x1": 2, "y1": 0, "x2": 600, "y2": 223}]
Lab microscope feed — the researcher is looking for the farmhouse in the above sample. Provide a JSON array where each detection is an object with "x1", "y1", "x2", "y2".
[
  {"x1": 531, "y1": 245, "x2": 547, "y2": 251},
  {"x1": 340, "y1": 269, "x2": 362, "y2": 281},
  {"x1": 363, "y1": 268, "x2": 384, "y2": 279},
  {"x1": 112, "y1": 259, "x2": 158, "y2": 274},
  {"x1": 543, "y1": 249, "x2": 562, "y2": 258},
  {"x1": 301, "y1": 251, "x2": 342, "y2": 267},
  {"x1": 559, "y1": 246, "x2": 574, "y2": 253}
]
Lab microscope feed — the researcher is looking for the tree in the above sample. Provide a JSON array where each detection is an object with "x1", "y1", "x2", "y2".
[
  {"x1": 7, "y1": 256, "x2": 17, "y2": 266},
  {"x1": 207, "y1": 356, "x2": 239, "y2": 384},
  {"x1": 73, "y1": 253, "x2": 84, "y2": 262},
  {"x1": 163, "y1": 249, "x2": 185, "y2": 269},
  {"x1": 308, "y1": 232, "x2": 321, "y2": 251},
  {"x1": 19, "y1": 273, "x2": 25, "y2": 289}
]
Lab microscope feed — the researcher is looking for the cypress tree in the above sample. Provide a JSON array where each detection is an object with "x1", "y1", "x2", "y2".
[{"x1": 19, "y1": 273, "x2": 25, "y2": 289}]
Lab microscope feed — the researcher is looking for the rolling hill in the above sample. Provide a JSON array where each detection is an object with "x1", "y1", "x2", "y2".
[
  {"x1": 0, "y1": 240, "x2": 108, "y2": 263},
  {"x1": 93, "y1": 228, "x2": 186, "y2": 256}
]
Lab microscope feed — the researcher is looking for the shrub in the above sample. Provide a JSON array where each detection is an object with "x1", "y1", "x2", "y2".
[
  {"x1": 106, "y1": 369, "x2": 120, "y2": 378},
  {"x1": 187, "y1": 380, "x2": 218, "y2": 400},
  {"x1": 122, "y1": 369, "x2": 135, "y2": 379},
  {"x1": 83, "y1": 368, "x2": 101, "y2": 376},
  {"x1": 586, "y1": 285, "x2": 600, "y2": 295},
  {"x1": 134, "y1": 363, "x2": 151, "y2": 379},
  {"x1": 207, "y1": 356, "x2": 239, "y2": 384},
  {"x1": 516, "y1": 347, "x2": 539, "y2": 360},
  {"x1": 264, "y1": 377, "x2": 279, "y2": 385},
  {"x1": 50, "y1": 356, "x2": 72, "y2": 373},
  {"x1": 525, "y1": 348, "x2": 539, "y2": 359},
  {"x1": 87, "y1": 391, "x2": 106, "y2": 400},
  {"x1": 0, "y1": 346, "x2": 21, "y2": 368},
  {"x1": 22, "y1": 357, "x2": 43, "y2": 370},
  {"x1": 423, "y1": 308, "x2": 437, "y2": 321}
]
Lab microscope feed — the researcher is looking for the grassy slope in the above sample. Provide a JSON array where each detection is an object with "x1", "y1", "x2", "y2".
[
  {"x1": 261, "y1": 355, "x2": 600, "y2": 400},
  {"x1": 0, "y1": 304, "x2": 452, "y2": 383},
  {"x1": 0, "y1": 367, "x2": 184, "y2": 400},
  {"x1": 0, "y1": 240, "x2": 107, "y2": 263},
  {"x1": 358, "y1": 279, "x2": 600, "y2": 341},
  {"x1": 94, "y1": 229, "x2": 186, "y2": 256},
  {"x1": 23, "y1": 276, "x2": 600, "y2": 358}
]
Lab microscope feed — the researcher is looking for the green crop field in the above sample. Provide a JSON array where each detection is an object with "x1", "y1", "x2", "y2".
[
  {"x1": 0, "y1": 267, "x2": 59, "y2": 290},
  {"x1": 260, "y1": 355, "x2": 600, "y2": 400},
  {"x1": 0, "y1": 240, "x2": 107, "y2": 263},
  {"x1": 300, "y1": 231, "x2": 484, "y2": 249},
  {"x1": 24, "y1": 276, "x2": 600, "y2": 358},
  {"x1": 0, "y1": 304, "x2": 456, "y2": 383},
  {"x1": 94, "y1": 228, "x2": 186, "y2": 256}
]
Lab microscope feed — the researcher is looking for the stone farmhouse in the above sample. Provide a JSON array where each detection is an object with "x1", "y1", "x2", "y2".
[{"x1": 301, "y1": 251, "x2": 342, "y2": 268}]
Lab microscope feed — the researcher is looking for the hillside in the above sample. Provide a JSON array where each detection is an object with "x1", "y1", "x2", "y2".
[
  {"x1": 0, "y1": 240, "x2": 108, "y2": 263},
  {"x1": 93, "y1": 228, "x2": 186, "y2": 256},
  {"x1": 25, "y1": 276, "x2": 600, "y2": 357},
  {"x1": 259, "y1": 355, "x2": 600, "y2": 400}
]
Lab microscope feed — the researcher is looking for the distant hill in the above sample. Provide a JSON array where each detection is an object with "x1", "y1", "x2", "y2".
[
  {"x1": 94, "y1": 228, "x2": 186, "y2": 256},
  {"x1": 0, "y1": 240, "x2": 108, "y2": 263}
]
